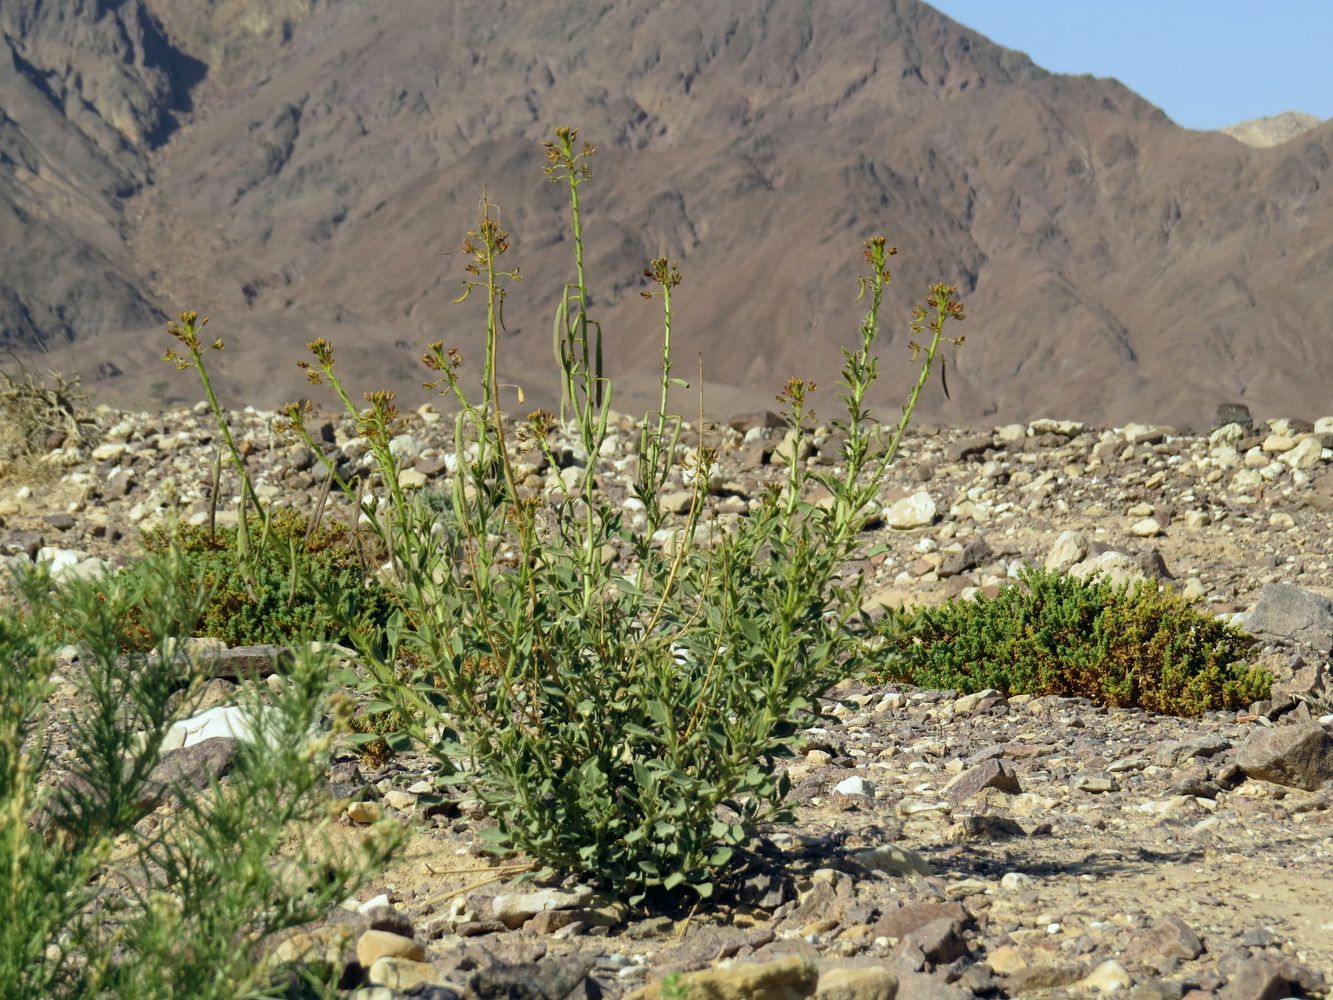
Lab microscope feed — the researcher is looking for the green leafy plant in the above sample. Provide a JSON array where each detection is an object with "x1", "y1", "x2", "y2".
[
  {"x1": 0, "y1": 555, "x2": 397, "y2": 999},
  {"x1": 174, "y1": 125, "x2": 964, "y2": 903},
  {"x1": 878, "y1": 566, "x2": 1270, "y2": 716},
  {"x1": 138, "y1": 507, "x2": 400, "y2": 650}
]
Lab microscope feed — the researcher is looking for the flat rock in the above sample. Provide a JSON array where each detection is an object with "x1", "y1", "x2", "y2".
[
  {"x1": 162, "y1": 704, "x2": 255, "y2": 750},
  {"x1": 850, "y1": 844, "x2": 931, "y2": 877},
  {"x1": 627, "y1": 955, "x2": 817, "y2": 1000},
  {"x1": 943, "y1": 758, "x2": 1020, "y2": 804},
  {"x1": 814, "y1": 965, "x2": 897, "y2": 1000},
  {"x1": 491, "y1": 885, "x2": 594, "y2": 929}
]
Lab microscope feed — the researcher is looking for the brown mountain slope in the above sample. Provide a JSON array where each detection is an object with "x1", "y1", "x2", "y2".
[{"x1": 3, "y1": 0, "x2": 1330, "y2": 428}]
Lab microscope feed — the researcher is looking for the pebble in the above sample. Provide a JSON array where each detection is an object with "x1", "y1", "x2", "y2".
[
  {"x1": 884, "y1": 491, "x2": 938, "y2": 529},
  {"x1": 346, "y1": 801, "x2": 383, "y2": 824},
  {"x1": 833, "y1": 776, "x2": 875, "y2": 797}
]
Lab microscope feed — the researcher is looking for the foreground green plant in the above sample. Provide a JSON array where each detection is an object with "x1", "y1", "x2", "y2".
[
  {"x1": 176, "y1": 126, "x2": 964, "y2": 902},
  {"x1": 0, "y1": 557, "x2": 396, "y2": 998},
  {"x1": 879, "y1": 566, "x2": 1270, "y2": 716}
]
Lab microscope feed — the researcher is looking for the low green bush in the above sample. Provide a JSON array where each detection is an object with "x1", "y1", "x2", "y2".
[
  {"x1": 878, "y1": 566, "x2": 1270, "y2": 716},
  {"x1": 139, "y1": 507, "x2": 400, "y2": 650},
  {"x1": 170, "y1": 125, "x2": 966, "y2": 902},
  {"x1": 0, "y1": 556, "x2": 396, "y2": 999}
]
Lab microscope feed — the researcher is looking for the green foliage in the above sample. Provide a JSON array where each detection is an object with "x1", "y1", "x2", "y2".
[
  {"x1": 879, "y1": 566, "x2": 1271, "y2": 716},
  {"x1": 141, "y1": 507, "x2": 400, "y2": 650},
  {"x1": 0, "y1": 556, "x2": 396, "y2": 999},
  {"x1": 171, "y1": 126, "x2": 965, "y2": 902}
]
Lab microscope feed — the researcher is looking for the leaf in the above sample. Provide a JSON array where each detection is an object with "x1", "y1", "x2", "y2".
[{"x1": 708, "y1": 846, "x2": 734, "y2": 867}]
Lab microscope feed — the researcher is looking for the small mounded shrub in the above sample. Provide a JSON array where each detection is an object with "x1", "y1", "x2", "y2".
[
  {"x1": 878, "y1": 566, "x2": 1271, "y2": 716},
  {"x1": 140, "y1": 507, "x2": 400, "y2": 650}
]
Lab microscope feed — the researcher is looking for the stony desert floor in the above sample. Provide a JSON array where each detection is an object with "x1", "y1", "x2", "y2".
[{"x1": 5, "y1": 400, "x2": 1332, "y2": 1000}]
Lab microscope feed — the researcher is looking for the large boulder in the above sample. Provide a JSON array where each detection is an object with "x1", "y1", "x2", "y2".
[
  {"x1": 1236, "y1": 724, "x2": 1333, "y2": 791},
  {"x1": 1241, "y1": 584, "x2": 1333, "y2": 651}
]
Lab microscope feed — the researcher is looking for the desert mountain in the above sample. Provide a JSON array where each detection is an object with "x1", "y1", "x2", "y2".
[
  {"x1": 1223, "y1": 111, "x2": 1323, "y2": 149},
  {"x1": 2, "y1": 0, "x2": 1329, "y2": 428}
]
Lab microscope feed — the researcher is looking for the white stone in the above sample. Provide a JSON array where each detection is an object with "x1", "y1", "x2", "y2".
[
  {"x1": 1282, "y1": 436, "x2": 1324, "y2": 470},
  {"x1": 1045, "y1": 530, "x2": 1087, "y2": 572},
  {"x1": 91, "y1": 442, "x2": 128, "y2": 462},
  {"x1": 492, "y1": 886, "x2": 593, "y2": 929},
  {"x1": 163, "y1": 705, "x2": 255, "y2": 750},
  {"x1": 388, "y1": 434, "x2": 424, "y2": 460},
  {"x1": 397, "y1": 468, "x2": 428, "y2": 489},
  {"x1": 1027, "y1": 418, "x2": 1084, "y2": 437},
  {"x1": 1000, "y1": 872, "x2": 1034, "y2": 890},
  {"x1": 834, "y1": 776, "x2": 875, "y2": 797},
  {"x1": 884, "y1": 491, "x2": 937, "y2": 529},
  {"x1": 1069, "y1": 551, "x2": 1145, "y2": 588},
  {"x1": 1183, "y1": 510, "x2": 1210, "y2": 529},
  {"x1": 1230, "y1": 469, "x2": 1264, "y2": 492},
  {"x1": 1079, "y1": 959, "x2": 1133, "y2": 994},
  {"x1": 1129, "y1": 517, "x2": 1163, "y2": 538},
  {"x1": 1122, "y1": 423, "x2": 1166, "y2": 444},
  {"x1": 384, "y1": 790, "x2": 418, "y2": 811}
]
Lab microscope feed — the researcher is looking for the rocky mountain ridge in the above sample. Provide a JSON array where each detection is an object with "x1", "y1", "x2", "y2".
[
  {"x1": 1223, "y1": 112, "x2": 1324, "y2": 149},
  {"x1": 2, "y1": 0, "x2": 1331, "y2": 430}
]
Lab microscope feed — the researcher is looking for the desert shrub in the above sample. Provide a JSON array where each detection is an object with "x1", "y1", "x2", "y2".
[
  {"x1": 139, "y1": 507, "x2": 400, "y2": 650},
  {"x1": 879, "y1": 566, "x2": 1270, "y2": 716},
  {"x1": 0, "y1": 555, "x2": 396, "y2": 999},
  {"x1": 0, "y1": 365, "x2": 98, "y2": 481},
  {"x1": 171, "y1": 126, "x2": 965, "y2": 902}
]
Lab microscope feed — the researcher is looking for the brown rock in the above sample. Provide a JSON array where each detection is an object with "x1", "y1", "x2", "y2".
[
  {"x1": 1219, "y1": 955, "x2": 1325, "y2": 1000},
  {"x1": 1005, "y1": 963, "x2": 1088, "y2": 993},
  {"x1": 943, "y1": 758, "x2": 1021, "y2": 805},
  {"x1": 815, "y1": 965, "x2": 897, "y2": 1000},
  {"x1": 529, "y1": 909, "x2": 582, "y2": 935},
  {"x1": 1126, "y1": 914, "x2": 1205, "y2": 965},
  {"x1": 627, "y1": 955, "x2": 818, "y2": 1000},
  {"x1": 897, "y1": 917, "x2": 968, "y2": 965},
  {"x1": 1236, "y1": 723, "x2": 1333, "y2": 791},
  {"x1": 873, "y1": 901, "x2": 969, "y2": 941}
]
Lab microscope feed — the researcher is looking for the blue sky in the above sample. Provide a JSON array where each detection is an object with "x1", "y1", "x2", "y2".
[{"x1": 928, "y1": 1, "x2": 1333, "y2": 131}]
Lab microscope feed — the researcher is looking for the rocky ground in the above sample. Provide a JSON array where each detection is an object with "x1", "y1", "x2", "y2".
[{"x1": 5, "y1": 399, "x2": 1333, "y2": 1000}]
